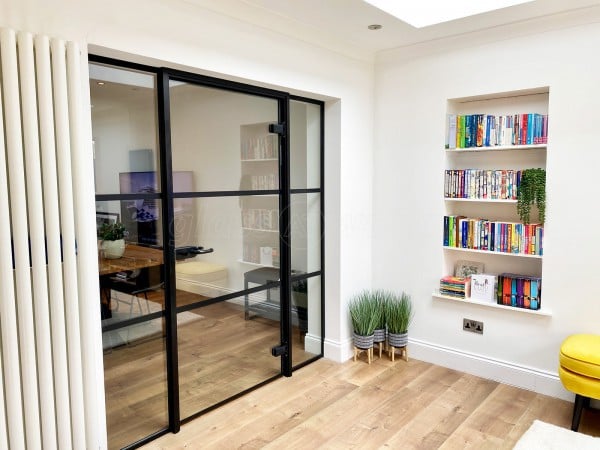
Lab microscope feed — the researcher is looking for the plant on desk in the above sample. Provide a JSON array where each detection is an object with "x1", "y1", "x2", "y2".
[{"x1": 99, "y1": 222, "x2": 128, "y2": 259}]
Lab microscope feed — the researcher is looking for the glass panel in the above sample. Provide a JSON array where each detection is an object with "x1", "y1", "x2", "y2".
[
  {"x1": 91, "y1": 60, "x2": 166, "y2": 450},
  {"x1": 174, "y1": 196, "x2": 280, "y2": 307},
  {"x1": 103, "y1": 317, "x2": 168, "y2": 450},
  {"x1": 290, "y1": 193, "x2": 321, "y2": 274},
  {"x1": 292, "y1": 275, "x2": 322, "y2": 366},
  {"x1": 89, "y1": 63, "x2": 160, "y2": 196},
  {"x1": 290, "y1": 100, "x2": 321, "y2": 190},
  {"x1": 177, "y1": 292, "x2": 280, "y2": 419},
  {"x1": 99, "y1": 220, "x2": 166, "y2": 450},
  {"x1": 96, "y1": 197, "x2": 164, "y2": 249},
  {"x1": 169, "y1": 82, "x2": 279, "y2": 192}
]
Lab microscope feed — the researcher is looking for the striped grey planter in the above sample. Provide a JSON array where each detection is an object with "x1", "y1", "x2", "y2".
[
  {"x1": 373, "y1": 328, "x2": 386, "y2": 343},
  {"x1": 387, "y1": 332, "x2": 408, "y2": 348},
  {"x1": 353, "y1": 332, "x2": 374, "y2": 350}
]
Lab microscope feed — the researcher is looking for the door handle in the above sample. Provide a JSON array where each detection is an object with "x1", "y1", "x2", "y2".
[
  {"x1": 271, "y1": 344, "x2": 287, "y2": 357},
  {"x1": 175, "y1": 246, "x2": 214, "y2": 260}
]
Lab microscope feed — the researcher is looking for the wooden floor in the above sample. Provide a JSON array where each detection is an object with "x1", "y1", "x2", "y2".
[
  {"x1": 104, "y1": 291, "x2": 315, "y2": 450},
  {"x1": 144, "y1": 355, "x2": 600, "y2": 450}
]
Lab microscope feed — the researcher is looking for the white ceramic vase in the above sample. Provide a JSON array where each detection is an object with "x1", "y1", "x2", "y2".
[{"x1": 100, "y1": 239, "x2": 125, "y2": 259}]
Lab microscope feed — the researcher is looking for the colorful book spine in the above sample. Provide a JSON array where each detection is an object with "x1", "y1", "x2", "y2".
[
  {"x1": 443, "y1": 216, "x2": 543, "y2": 256},
  {"x1": 497, "y1": 274, "x2": 541, "y2": 310}
]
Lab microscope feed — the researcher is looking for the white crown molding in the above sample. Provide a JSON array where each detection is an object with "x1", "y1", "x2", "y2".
[{"x1": 376, "y1": 5, "x2": 600, "y2": 65}]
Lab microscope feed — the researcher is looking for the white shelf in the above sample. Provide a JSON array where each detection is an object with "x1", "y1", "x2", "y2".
[
  {"x1": 242, "y1": 227, "x2": 278, "y2": 233},
  {"x1": 444, "y1": 198, "x2": 517, "y2": 203},
  {"x1": 432, "y1": 291, "x2": 551, "y2": 316},
  {"x1": 443, "y1": 246, "x2": 542, "y2": 259},
  {"x1": 241, "y1": 158, "x2": 278, "y2": 162},
  {"x1": 446, "y1": 144, "x2": 546, "y2": 153},
  {"x1": 242, "y1": 193, "x2": 278, "y2": 197},
  {"x1": 237, "y1": 259, "x2": 279, "y2": 268}
]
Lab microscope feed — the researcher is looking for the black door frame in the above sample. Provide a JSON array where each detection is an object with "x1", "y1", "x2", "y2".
[
  {"x1": 90, "y1": 55, "x2": 325, "y2": 449},
  {"x1": 160, "y1": 67, "x2": 292, "y2": 432}
]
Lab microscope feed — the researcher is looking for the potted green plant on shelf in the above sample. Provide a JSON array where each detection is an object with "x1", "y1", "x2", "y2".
[
  {"x1": 349, "y1": 290, "x2": 382, "y2": 353},
  {"x1": 99, "y1": 222, "x2": 128, "y2": 259},
  {"x1": 517, "y1": 168, "x2": 546, "y2": 224},
  {"x1": 386, "y1": 291, "x2": 413, "y2": 361}
]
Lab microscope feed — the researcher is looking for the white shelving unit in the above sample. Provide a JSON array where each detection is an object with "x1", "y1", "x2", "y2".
[
  {"x1": 442, "y1": 246, "x2": 543, "y2": 259},
  {"x1": 240, "y1": 122, "x2": 280, "y2": 268},
  {"x1": 432, "y1": 291, "x2": 551, "y2": 316},
  {"x1": 436, "y1": 87, "x2": 549, "y2": 314},
  {"x1": 445, "y1": 143, "x2": 547, "y2": 153},
  {"x1": 240, "y1": 158, "x2": 278, "y2": 162},
  {"x1": 237, "y1": 259, "x2": 278, "y2": 268},
  {"x1": 445, "y1": 198, "x2": 517, "y2": 203},
  {"x1": 242, "y1": 227, "x2": 278, "y2": 233}
]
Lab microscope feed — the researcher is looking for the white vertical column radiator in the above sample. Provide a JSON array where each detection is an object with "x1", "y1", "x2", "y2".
[{"x1": 0, "y1": 28, "x2": 107, "y2": 449}]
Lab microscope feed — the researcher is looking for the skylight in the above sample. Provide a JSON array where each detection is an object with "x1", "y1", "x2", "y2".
[{"x1": 362, "y1": 0, "x2": 534, "y2": 28}]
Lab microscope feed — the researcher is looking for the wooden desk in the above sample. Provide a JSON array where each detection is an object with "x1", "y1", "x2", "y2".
[
  {"x1": 99, "y1": 244, "x2": 164, "y2": 319},
  {"x1": 99, "y1": 244, "x2": 163, "y2": 276}
]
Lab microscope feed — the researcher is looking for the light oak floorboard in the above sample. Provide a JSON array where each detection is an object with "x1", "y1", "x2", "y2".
[
  {"x1": 104, "y1": 294, "x2": 315, "y2": 450},
  {"x1": 144, "y1": 356, "x2": 600, "y2": 450}
]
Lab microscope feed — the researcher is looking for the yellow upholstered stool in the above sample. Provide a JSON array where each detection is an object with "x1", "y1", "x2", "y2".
[{"x1": 559, "y1": 334, "x2": 600, "y2": 431}]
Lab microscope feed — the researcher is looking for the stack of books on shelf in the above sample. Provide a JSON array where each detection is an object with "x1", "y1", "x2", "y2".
[
  {"x1": 250, "y1": 174, "x2": 277, "y2": 190},
  {"x1": 444, "y1": 169, "x2": 521, "y2": 199},
  {"x1": 242, "y1": 209, "x2": 279, "y2": 231},
  {"x1": 443, "y1": 215, "x2": 543, "y2": 255},
  {"x1": 241, "y1": 135, "x2": 277, "y2": 160},
  {"x1": 439, "y1": 276, "x2": 471, "y2": 299},
  {"x1": 446, "y1": 113, "x2": 548, "y2": 149},
  {"x1": 497, "y1": 274, "x2": 541, "y2": 310}
]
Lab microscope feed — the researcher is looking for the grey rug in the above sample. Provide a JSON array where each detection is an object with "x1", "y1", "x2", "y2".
[{"x1": 102, "y1": 296, "x2": 202, "y2": 350}]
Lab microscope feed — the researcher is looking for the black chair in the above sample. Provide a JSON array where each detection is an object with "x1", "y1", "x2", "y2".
[{"x1": 109, "y1": 265, "x2": 164, "y2": 318}]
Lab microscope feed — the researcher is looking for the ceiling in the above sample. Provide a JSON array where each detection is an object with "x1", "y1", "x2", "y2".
[{"x1": 181, "y1": 0, "x2": 600, "y2": 60}]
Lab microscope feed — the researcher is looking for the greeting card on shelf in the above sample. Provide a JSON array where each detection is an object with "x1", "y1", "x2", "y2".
[{"x1": 470, "y1": 274, "x2": 497, "y2": 302}]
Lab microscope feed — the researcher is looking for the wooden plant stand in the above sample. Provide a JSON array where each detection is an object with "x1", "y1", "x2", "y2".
[
  {"x1": 389, "y1": 345, "x2": 408, "y2": 362},
  {"x1": 353, "y1": 346, "x2": 373, "y2": 364}
]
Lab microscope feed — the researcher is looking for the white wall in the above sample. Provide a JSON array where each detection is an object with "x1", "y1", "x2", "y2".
[
  {"x1": 0, "y1": 0, "x2": 374, "y2": 362},
  {"x1": 373, "y1": 16, "x2": 600, "y2": 399},
  {"x1": 170, "y1": 85, "x2": 277, "y2": 290}
]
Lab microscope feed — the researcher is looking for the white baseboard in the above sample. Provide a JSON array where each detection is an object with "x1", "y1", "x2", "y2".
[
  {"x1": 176, "y1": 278, "x2": 229, "y2": 299},
  {"x1": 324, "y1": 336, "x2": 354, "y2": 362},
  {"x1": 409, "y1": 337, "x2": 572, "y2": 401},
  {"x1": 304, "y1": 333, "x2": 322, "y2": 355}
]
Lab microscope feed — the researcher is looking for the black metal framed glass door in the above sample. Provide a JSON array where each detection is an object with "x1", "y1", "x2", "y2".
[
  {"x1": 90, "y1": 55, "x2": 324, "y2": 450},
  {"x1": 162, "y1": 72, "x2": 293, "y2": 422}
]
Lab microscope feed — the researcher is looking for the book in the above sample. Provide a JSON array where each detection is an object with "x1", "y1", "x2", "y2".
[
  {"x1": 443, "y1": 216, "x2": 449, "y2": 246},
  {"x1": 447, "y1": 115, "x2": 457, "y2": 149},
  {"x1": 464, "y1": 115, "x2": 472, "y2": 148},
  {"x1": 458, "y1": 115, "x2": 465, "y2": 148},
  {"x1": 476, "y1": 114, "x2": 484, "y2": 147},
  {"x1": 440, "y1": 275, "x2": 471, "y2": 298}
]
